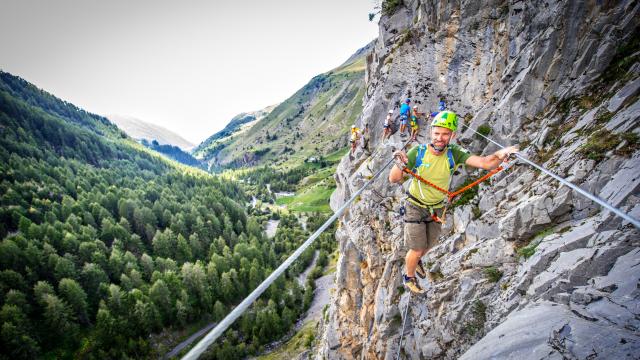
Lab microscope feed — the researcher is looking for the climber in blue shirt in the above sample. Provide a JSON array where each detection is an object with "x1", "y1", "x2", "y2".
[{"x1": 399, "y1": 98, "x2": 411, "y2": 135}]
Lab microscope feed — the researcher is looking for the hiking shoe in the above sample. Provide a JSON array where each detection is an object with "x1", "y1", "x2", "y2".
[
  {"x1": 403, "y1": 274, "x2": 425, "y2": 294},
  {"x1": 415, "y1": 260, "x2": 427, "y2": 279}
]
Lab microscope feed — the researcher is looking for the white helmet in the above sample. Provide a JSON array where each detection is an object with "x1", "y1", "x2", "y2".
[
  {"x1": 351, "y1": 125, "x2": 356, "y2": 128},
  {"x1": 388, "y1": 110, "x2": 393, "y2": 114}
]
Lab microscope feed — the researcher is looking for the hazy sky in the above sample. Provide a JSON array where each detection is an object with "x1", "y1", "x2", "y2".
[{"x1": 0, "y1": 0, "x2": 379, "y2": 144}]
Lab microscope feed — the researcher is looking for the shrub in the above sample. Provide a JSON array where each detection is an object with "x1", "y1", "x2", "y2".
[
  {"x1": 484, "y1": 266, "x2": 503, "y2": 283},
  {"x1": 476, "y1": 123, "x2": 492, "y2": 137},
  {"x1": 618, "y1": 132, "x2": 640, "y2": 156},
  {"x1": 472, "y1": 206, "x2": 482, "y2": 219},
  {"x1": 579, "y1": 129, "x2": 619, "y2": 161},
  {"x1": 517, "y1": 242, "x2": 539, "y2": 259},
  {"x1": 382, "y1": 0, "x2": 403, "y2": 15},
  {"x1": 578, "y1": 129, "x2": 639, "y2": 162},
  {"x1": 464, "y1": 300, "x2": 487, "y2": 336},
  {"x1": 451, "y1": 178, "x2": 479, "y2": 207}
]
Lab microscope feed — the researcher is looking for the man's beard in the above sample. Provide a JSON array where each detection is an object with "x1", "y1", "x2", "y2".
[{"x1": 430, "y1": 142, "x2": 447, "y2": 152}]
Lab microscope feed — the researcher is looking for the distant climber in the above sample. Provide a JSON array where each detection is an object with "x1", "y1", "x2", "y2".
[
  {"x1": 350, "y1": 125, "x2": 361, "y2": 154},
  {"x1": 399, "y1": 98, "x2": 411, "y2": 135},
  {"x1": 409, "y1": 105, "x2": 422, "y2": 142},
  {"x1": 388, "y1": 110, "x2": 518, "y2": 294},
  {"x1": 382, "y1": 109, "x2": 394, "y2": 141},
  {"x1": 430, "y1": 100, "x2": 446, "y2": 118}
]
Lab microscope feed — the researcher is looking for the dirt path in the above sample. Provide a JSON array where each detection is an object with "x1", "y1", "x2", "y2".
[
  {"x1": 265, "y1": 219, "x2": 279, "y2": 238},
  {"x1": 296, "y1": 250, "x2": 318, "y2": 286},
  {"x1": 297, "y1": 273, "x2": 334, "y2": 327}
]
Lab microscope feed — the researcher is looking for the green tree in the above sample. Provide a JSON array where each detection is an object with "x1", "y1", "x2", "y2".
[
  {"x1": 80, "y1": 262, "x2": 109, "y2": 311},
  {"x1": 149, "y1": 279, "x2": 172, "y2": 324},
  {"x1": 140, "y1": 253, "x2": 154, "y2": 280},
  {"x1": 1, "y1": 305, "x2": 40, "y2": 359},
  {"x1": 152, "y1": 228, "x2": 177, "y2": 259},
  {"x1": 53, "y1": 256, "x2": 77, "y2": 281},
  {"x1": 213, "y1": 300, "x2": 226, "y2": 321},
  {"x1": 58, "y1": 278, "x2": 89, "y2": 324},
  {"x1": 41, "y1": 294, "x2": 78, "y2": 345},
  {"x1": 176, "y1": 234, "x2": 193, "y2": 263}
]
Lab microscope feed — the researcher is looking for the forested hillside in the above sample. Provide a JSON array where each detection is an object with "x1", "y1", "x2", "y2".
[
  {"x1": 0, "y1": 71, "x2": 330, "y2": 359},
  {"x1": 140, "y1": 139, "x2": 203, "y2": 169}
]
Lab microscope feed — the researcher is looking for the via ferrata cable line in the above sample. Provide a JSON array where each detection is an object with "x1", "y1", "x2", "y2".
[
  {"x1": 181, "y1": 138, "x2": 413, "y2": 360},
  {"x1": 460, "y1": 123, "x2": 640, "y2": 229},
  {"x1": 396, "y1": 292, "x2": 412, "y2": 360},
  {"x1": 182, "y1": 120, "x2": 638, "y2": 359}
]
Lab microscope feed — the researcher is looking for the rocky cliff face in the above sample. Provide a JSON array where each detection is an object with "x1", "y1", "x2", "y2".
[{"x1": 319, "y1": 1, "x2": 639, "y2": 359}]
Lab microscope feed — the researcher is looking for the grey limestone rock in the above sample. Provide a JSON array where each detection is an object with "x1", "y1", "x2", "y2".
[{"x1": 317, "y1": 1, "x2": 640, "y2": 359}]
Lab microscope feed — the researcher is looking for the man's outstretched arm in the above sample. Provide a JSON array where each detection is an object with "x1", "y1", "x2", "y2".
[{"x1": 465, "y1": 146, "x2": 518, "y2": 170}]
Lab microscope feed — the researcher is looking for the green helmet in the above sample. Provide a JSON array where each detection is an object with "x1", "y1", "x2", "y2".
[{"x1": 431, "y1": 111, "x2": 458, "y2": 131}]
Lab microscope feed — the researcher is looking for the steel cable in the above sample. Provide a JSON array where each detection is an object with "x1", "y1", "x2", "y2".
[{"x1": 460, "y1": 123, "x2": 640, "y2": 229}]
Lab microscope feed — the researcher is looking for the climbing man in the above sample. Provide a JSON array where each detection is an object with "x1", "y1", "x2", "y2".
[
  {"x1": 409, "y1": 105, "x2": 422, "y2": 142},
  {"x1": 382, "y1": 109, "x2": 394, "y2": 140},
  {"x1": 399, "y1": 98, "x2": 411, "y2": 135},
  {"x1": 388, "y1": 110, "x2": 518, "y2": 294},
  {"x1": 350, "y1": 125, "x2": 361, "y2": 154}
]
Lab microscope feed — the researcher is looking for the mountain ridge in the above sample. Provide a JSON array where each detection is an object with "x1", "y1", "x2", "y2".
[
  {"x1": 108, "y1": 114, "x2": 195, "y2": 151},
  {"x1": 194, "y1": 41, "x2": 375, "y2": 170}
]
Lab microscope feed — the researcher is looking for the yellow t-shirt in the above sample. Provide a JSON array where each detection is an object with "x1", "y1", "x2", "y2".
[
  {"x1": 350, "y1": 128, "x2": 360, "y2": 141},
  {"x1": 406, "y1": 144, "x2": 471, "y2": 207}
]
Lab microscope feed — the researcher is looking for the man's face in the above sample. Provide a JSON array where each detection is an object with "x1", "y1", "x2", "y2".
[{"x1": 430, "y1": 126, "x2": 453, "y2": 148}]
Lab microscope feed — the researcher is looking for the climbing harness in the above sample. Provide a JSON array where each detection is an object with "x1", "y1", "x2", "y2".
[
  {"x1": 396, "y1": 292, "x2": 412, "y2": 360},
  {"x1": 401, "y1": 158, "x2": 516, "y2": 224}
]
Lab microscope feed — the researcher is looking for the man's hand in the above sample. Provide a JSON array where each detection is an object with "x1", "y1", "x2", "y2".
[
  {"x1": 494, "y1": 146, "x2": 519, "y2": 160},
  {"x1": 465, "y1": 145, "x2": 519, "y2": 170},
  {"x1": 394, "y1": 150, "x2": 408, "y2": 164},
  {"x1": 389, "y1": 150, "x2": 408, "y2": 183}
]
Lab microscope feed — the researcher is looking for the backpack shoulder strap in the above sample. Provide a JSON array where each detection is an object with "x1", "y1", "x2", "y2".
[
  {"x1": 414, "y1": 145, "x2": 427, "y2": 171},
  {"x1": 446, "y1": 146, "x2": 455, "y2": 175}
]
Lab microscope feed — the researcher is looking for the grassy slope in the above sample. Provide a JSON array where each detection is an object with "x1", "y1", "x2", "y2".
[
  {"x1": 195, "y1": 45, "x2": 370, "y2": 213},
  {"x1": 191, "y1": 105, "x2": 276, "y2": 160},
  {"x1": 255, "y1": 319, "x2": 318, "y2": 360},
  {"x1": 196, "y1": 52, "x2": 367, "y2": 169},
  {"x1": 275, "y1": 149, "x2": 347, "y2": 213}
]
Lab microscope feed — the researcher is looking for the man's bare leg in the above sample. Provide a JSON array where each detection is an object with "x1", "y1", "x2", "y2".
[{"x1": 405, "y1": 248, "x2": 425, "y2": 277}]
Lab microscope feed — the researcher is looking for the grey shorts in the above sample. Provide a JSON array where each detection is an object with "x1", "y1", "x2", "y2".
[{"x1": 404, "y1": 201, "x2": 442, "y2": 251}]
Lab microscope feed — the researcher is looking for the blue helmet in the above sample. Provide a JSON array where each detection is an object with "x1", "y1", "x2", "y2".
[
  {"x1": 405, "y1": 98, "x2": 411, "y2": 104},
  {"x1": 438, "y1": 100, "x2": 446, "y2": 111}
]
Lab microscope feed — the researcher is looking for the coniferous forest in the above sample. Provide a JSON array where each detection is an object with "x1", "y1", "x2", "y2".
[{"x1": 0, "y1": 71, "x2": 335, "y2": 359}]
